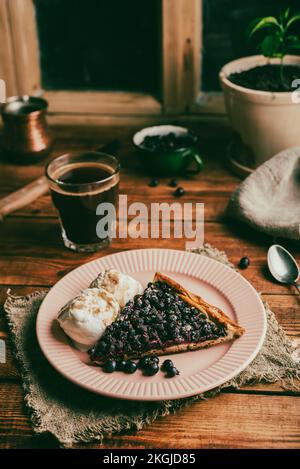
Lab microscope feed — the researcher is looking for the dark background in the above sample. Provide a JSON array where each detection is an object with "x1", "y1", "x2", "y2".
[
  {"x1": 34, "y1": 0, "x2": 300, "y2": 95},
  {"x1": 34, "y1": 0, "x2": 162, "y2": 97}
]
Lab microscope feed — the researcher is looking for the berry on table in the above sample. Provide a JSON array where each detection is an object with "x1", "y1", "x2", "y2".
[
  {"x1": 169, "y1": 178, "x2": 178, "y2": 187},
  {"x1": 174, "y1": 187, "x2": 185, "y2": 197},
  {"x1": 239, "y1": 257, "x2": 250, "y2": 269},
  {"x1": 149, "y1": 178, "x2": 159, "y2": 187}
]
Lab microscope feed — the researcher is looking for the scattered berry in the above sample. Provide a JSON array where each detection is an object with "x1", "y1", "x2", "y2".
[
  {"x1": 239, "y1": 257, "x2": 250, "y2": 269},
  {"x1": 149, "y1": 178, "x2": 159, "y2": 187},
  {"x1": 166, "y1": 366, "x2": 179, "y2": 378},
  {"x1": 161, "y1": 359, "x2": 174, "y2": 371},
  {"x1": 116, "y1": 359, "x2": 127, "y2": 371},
  {"x1": 124, "y1": 360, "x2": 137, "y2": 374},
  {"x1": 174, "y1": 187, "x2": 185, "y2": 197},
  {"x1": 169, "y1": 178, "x2": 178, "y2": 187},
  {"x1": 138, "y1": 356, "x2": 159, "y2": 369},
  {"x1": 103, "y1": 359, "x2": 117, "y2": 373},
  {"x1": 138, "y1": 357, "x2": 150, "y2": 369},
  {"x1": 150, "y1": 356, "x2": 159, "y2": 364},
  {"x1": 143, "y1": 363, "x2": 159, "y2": 376}
]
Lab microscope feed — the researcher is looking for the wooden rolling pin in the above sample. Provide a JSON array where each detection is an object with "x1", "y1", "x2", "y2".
[
  {"x1": 0, "y1": 175, "x2": 48, "y2": 220},
  {"x1": 0, "y1": 139, "x2": 120, "y2": 220}
]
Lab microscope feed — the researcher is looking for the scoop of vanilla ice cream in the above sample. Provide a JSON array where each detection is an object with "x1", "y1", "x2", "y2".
[
  {"x1": 57, "y1": 287, "x2": 120, "y2": 351},
  {"x1": 89, "y1": 269, "x2": 143, "y2": 308}
]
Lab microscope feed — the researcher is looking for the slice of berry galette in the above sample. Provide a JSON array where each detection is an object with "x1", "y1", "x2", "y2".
[{"x1": 89, "y1": 272, "x2": 245, "y2": 364}]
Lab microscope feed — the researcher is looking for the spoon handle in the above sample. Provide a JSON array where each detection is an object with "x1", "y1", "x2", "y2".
[{"x1": 294, "y1": 283, "x2": 300, "y2": 294}]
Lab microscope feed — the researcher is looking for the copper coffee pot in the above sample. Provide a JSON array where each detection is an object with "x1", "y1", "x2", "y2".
[{"x1": 1, "y1": 95, "x2": 51, "y2": 163}]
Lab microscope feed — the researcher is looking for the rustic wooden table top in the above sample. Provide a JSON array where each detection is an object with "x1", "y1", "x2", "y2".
[{"x1": 0, "y1": 122, "x2": 299, "y2": 449}]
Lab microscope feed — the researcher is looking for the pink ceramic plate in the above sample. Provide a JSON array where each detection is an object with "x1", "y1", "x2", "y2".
[{"x1": 36, "y1": 249, "x2": 266, "y2": 401}]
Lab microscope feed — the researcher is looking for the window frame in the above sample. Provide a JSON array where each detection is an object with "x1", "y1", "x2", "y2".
[{"x1": 0, "y1": 0, "x2": 224, "y2": 116}]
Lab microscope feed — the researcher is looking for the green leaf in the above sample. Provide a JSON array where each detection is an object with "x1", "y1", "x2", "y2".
[
  {"x1": 284, "y1": 8, "x2": 290, "y2": 20},
  {"x1": 288, "y1": 42, "x2": 300, "y2": 49},
  {"x1": 286, "y1": 12, "x2": 300, "y2": 30},
  {"x1": 285, "y1": 35, "x2": 300, "y2": 50},
  {"x1": 286, "y1": 35, "x2": 300, "y2": 44},
  {"x1": 249, "y1": 16, "x2": 280, "y2": 36},
  {"x1": 261, "y1": 34, "x2": 282, "y2": 58},
  {"x1": 279, "y1": 8, "x2": 289, "y2": 25}
]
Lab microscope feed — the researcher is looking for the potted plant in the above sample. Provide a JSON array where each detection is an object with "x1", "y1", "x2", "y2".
[{"x1": 219, "y1": 8, "x2": 300, "y2": 172}]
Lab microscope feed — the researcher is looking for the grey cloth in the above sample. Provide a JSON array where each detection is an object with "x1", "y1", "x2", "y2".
[
  {"x1": 3, "y1": 244, "x2": 300, "y2": 447},
  {"x1": 227, "y1": 147, "x2": 300, "y2": 240}
]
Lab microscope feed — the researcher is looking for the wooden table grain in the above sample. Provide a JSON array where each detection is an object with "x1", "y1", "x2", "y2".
[{"x1": 0, "y1": 122, "x2": 299, "y2": 449}]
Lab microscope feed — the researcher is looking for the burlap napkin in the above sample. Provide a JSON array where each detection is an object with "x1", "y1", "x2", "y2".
[
  {"x1": 4, "y1": 245, "x2": 300, "y2": 447},
  {"x1": 227, "y1": 147, "x2": 300, "y2": 240}
]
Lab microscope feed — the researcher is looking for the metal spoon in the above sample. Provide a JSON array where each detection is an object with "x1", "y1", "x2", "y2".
[{"x1": 267, "y1": 244, "x2": 300, "y2": 293}]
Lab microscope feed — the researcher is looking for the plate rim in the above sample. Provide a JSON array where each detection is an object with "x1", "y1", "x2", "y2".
[{"x1": 36, "y1": 248, "x2": 267, "y2": 401}]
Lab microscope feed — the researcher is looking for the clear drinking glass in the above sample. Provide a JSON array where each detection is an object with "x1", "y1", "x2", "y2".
[{"x1": 46, "y1": 151, "x2": 120, "y2": 252}]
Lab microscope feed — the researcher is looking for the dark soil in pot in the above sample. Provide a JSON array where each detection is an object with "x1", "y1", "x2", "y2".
[{"x1": 228, "y1": 64, "x2": 300, "y2": 92}]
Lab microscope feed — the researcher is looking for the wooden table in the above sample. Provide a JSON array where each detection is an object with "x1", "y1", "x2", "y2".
[{"x1": 0, "y1": 121, "x2": 299, "y2": 449}]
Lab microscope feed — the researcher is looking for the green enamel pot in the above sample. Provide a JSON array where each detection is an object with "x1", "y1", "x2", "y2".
[{"x1": 133, "y1": 125, "x2": 203, "y2": 176}]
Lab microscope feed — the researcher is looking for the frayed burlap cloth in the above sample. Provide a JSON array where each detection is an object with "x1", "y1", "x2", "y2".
[{"x1": 4, "y1": 245, "x2": 300, "y2": 447}]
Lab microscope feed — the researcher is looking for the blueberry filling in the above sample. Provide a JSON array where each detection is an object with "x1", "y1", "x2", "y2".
[{"x1": 90, "y1": 281, "x2": 226, "y2": 362}]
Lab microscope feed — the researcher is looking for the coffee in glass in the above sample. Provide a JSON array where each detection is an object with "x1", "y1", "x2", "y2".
[{"x1": 46, "y1": 152, "x2": 119, "y2": 252}]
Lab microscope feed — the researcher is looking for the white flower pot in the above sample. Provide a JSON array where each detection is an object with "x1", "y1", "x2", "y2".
[{"x1": 219, "y1": 55, "x2": 300, "y2": 168}]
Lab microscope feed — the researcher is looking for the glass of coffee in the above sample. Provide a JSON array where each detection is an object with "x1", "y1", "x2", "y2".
[{"x1": 46, "y1": 152, "x2": 120, "y2": 252}]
